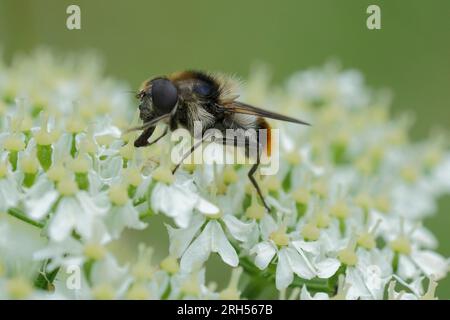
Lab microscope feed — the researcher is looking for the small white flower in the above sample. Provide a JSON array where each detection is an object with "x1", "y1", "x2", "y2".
[
  {"x1": 250, "y1": 216, "x2": 317, "y2": 290},
  {"x1": 179, "y1": 218, "x2": 239, "y2": 272},
  {"x1": 48, "y1": 191, "x2": 110, "y2": 242},
  {"x1": 300, "y1": 285, "x2": 330, "y2": 300},
  {"x1": 152, "y1": 178, "x2": 219, "y2": 228},
  {"x1": 23, "y1": 175, "x2": 59, "y2": 220}
]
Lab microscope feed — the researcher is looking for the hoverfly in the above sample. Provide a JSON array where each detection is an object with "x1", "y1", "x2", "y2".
[{"x1": 128, "y1": 71, "x2": 309, "y2": 210}]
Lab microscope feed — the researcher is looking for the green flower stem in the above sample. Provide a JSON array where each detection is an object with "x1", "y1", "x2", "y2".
[
  {"x1": 37, "y1": 144, "x2": 52, "y2": 171},
  {"x1": 31, "y1": 105, "x2": 43, "y2": 118},
  {"x1": 75, "y1": 172, "x2": 89, "y2": 190},
  {"x1": 242, "y1": 277, "x2": 266, "y2": 299},
  {"x1": 339, "y1": 218, "x2": 346, "y2": 235},
  {"x1": 332, "y1": 142, "x2": 347, "y2": 164},
  {"x1": 6, "y1": 207, "x2": 59, "y2": 291},
  {"x1": 23, "y1": 131, "x2": 32, "y2": 144},
  {"x1": 239, "y1": 257, "x2": 335, "y2": 297},
  {"x1": 128, "y1": 185, "x2": 137, "y2": 198},
  {"x1": 160, "y1": 282, "x2": 172, "y2": 300},
  {"x1": 8, "y1": 150, "x2": 18, "y2": 171},
  {"x1": 83, "y1": 259, "x2": 95, "y2": 286},
  {"x1": 7, "y1": 207, "x2": 44, "y2": 228},
  {"x1": 139, "y1": 209, "x2": 154, "y2": 220},
  {"x1": 70, "y1": 133, "x2": 77, "y2": 157},
  {"x1": 296, "y1": 203, "x2": 307, "y2": 218},
  {"x1": 282, "y1": 168, "x2": 293, "y2": 191},
  {"x1": 392, "y1": 252, "x2": 399, "y2": 273},
  {"x1": 23, "y1": 172, "x2": 36, "y2": 188}
]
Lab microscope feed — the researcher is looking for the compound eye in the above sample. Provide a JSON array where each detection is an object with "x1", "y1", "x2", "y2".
[
  {"x1": 151, "y1": 78, "x2": 178, "y2": 114},
  {"x1": 194, "y1": 82, "x2": 213, "y2": 97}
]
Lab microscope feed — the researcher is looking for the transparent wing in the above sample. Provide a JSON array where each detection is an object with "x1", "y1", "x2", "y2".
[{"x1": 223, "y1": 101, "x2": 310, "y2": 125}]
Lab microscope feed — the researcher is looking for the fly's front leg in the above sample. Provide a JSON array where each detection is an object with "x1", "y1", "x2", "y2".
[
  {"x1": 134, "y1": 126, "x2": 156, "y2": 147},
  {"x1": 134, "y1": 126, "x2": 169, "y2": 148},
  {"x1": 169, "y1": 105, "x2": 178, "y2": 131},
  {"x1": 147, "y1": 126, "x2": 168, "y2": 146}
]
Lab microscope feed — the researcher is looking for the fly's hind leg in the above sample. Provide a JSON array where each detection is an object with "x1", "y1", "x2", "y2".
[
  {"x1": 248, "y1": 147, "x2": 270, "y2": 211},
  {"x1": 218, "y1": 137, "x2": 270, "y2": 211}
]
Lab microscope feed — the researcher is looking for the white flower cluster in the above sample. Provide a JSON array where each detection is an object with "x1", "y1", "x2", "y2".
[{"x1": 0, "y1": 51, "x2": 448, "y2": 300}]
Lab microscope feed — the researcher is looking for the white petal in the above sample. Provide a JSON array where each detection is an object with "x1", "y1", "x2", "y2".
[
  {"x1": 411, "y1": 227, "x2": 438, "y2": 249},
  {"x1": 345, "y1": 267, "x2": 369, "y2": 300},
  {"x1": 89, "y1": 219, "x2": 111, "y2": 244},
  {"x1": 49, "y1": 198, "x2": 77, "y2": 241},
  {"x1": 222, "y1": 215, "x2": 256, "y2": 242},
  {"x1": 91, "y1": 254, "x2": 129, "y2": 288},
  {"x1": 276, "y1": 249, "x2": 294, "y2": 290},
  {"x1": 398, "y1": 255, "x2": 420, "y2": 280},
  {"x1": 196, "y1": 198, "x2": 220, "y2": 214},
  {"x1": 152, "y1": 183, "x2": 198, "y2": 228},
  {"x1": 75, "y1": 208, "x2": 95, "y2": 240},
  {"x1": 285, "y1": 247, "x2": 315, "y2": 280},
  {"x1": 88, "y1": 171, "x2": 103, "y2": 194},
  {"x1": 300, "y1": 286, "x2": 329, "y2": 300},
  {"x1": 259, "y1": 214, "x2": 278, "y2": 239},
  {"x1": 432, "y1": 155, "x2": 450, "y2": 192},
  {"x1": 180, "y1": 222, "x2": 212, "y2": 272},
  {"x1": 99, "y1": 156, "x2": 123, "y2": 181},
  {"x1": 134, "y1": 176, "x2": 151, "y2": 199},
  {"x1": 292, "y1": 240, "x2": 320, "y2": 255},
  {"x1": 300, "y1": 286, "x2": 313, "y2": 300},
  {"x1": 24, "y1": 178, "x2": 58, "y2": 220},
  {"x1": 76, "y1": 191, "x2": 110, "y2": 217},
  {"x1": 0, "y1": 179, "x2": 20, "y2": 211},
  {"x1": 166, "y1": 215, "x2": 205, "y2": 257},
  {"x1": 52, "y1": 133, "x2": 72, "y2": 161},
  {"x1": 121, "y1": 203, "x2": 147, "y2": 230},
  {"x1": 106, "y1": 203, "x2": 146, "y2": 238},
  {"x1": 250, "y1": 241, "x2": 277, "y2": 270},
  {"x1": 411, "y1": 250, "x2": 449, "y2": 280},
  {"x1": 209, "y1": 220, "x2": 239, "y2": 267},
  {"x1": 316, "y1": 258, "x2": 340, "y2": 278}
]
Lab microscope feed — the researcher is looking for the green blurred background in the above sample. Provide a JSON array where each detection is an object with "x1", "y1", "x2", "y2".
[{"x1": 0, "y1": 0, "x2": 449, "y2": 297}]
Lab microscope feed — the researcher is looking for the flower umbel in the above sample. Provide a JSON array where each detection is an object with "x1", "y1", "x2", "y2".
[{"x1": 0, "y1": 51, "x2": 448, "y2": 299}]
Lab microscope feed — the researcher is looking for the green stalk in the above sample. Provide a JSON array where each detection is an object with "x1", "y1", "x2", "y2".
[
  {"x1": 37, "y1": 144, "x2": 52, "y2": 171},
  {"x1": 75, "y1": 172, "x2": 89, "y2": 190},
  {"x1": 6, "y1": 207, "x2": 59, "y2": 291},
  {"x1": 240, "y1": 257, "x2": 335, "y2": 297},
  {"x1": 8, "y1": 150, "x2": 18, "y2": 171},
  {"x1": 23, "y1": 172, "x2": 36, "y2": 188},
  {"x1": 7, "y1": 207, "x2": 44, "y2": 228},
  {"x1": 70, "y1": 133, "x2": 77, "y2": 157}
]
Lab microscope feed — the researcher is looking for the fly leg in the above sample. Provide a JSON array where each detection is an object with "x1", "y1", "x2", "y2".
[
  {"x1": 248, "y1": 145, "x2": 270, "y2": 211},
  {"x1": 217, "y1": 136, "x2": 270, "y2": 211},
  {"x1": 134, "y1": 126, "x2": 156, "y2": 147},
  {"x1": 147, "y1": 127, "x2": 168, "y2": 146},
  {"x1": 134, "y1": 126, "x2": 169, "y2": 147},
  {"x1": 172, "y1": 132, "x2": 211, "y2": 174}
]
